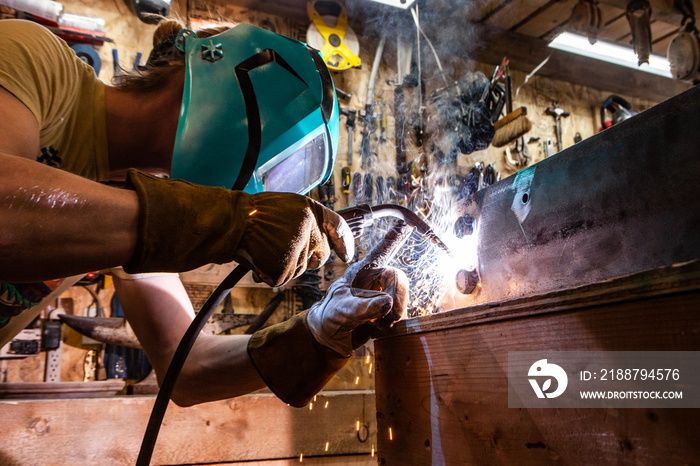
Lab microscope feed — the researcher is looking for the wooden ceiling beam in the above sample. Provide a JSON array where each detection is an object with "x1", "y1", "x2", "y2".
[
  {"x1": 470, "y1": 22, "x2": 691, "y2": 102},
  {"x1": 596, "y1": 0, "x2": 699, "y2": 25}
]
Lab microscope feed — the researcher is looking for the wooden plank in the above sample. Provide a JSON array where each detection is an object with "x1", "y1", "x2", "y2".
[
  {"x1": 653, "y1": 29, "x2": 680, "y2": 57},
  {"x1": 650, "y1": 20, "x2": 681, "y2": 54},
  {"x1": 597, "y1": 7, "x2": 629, "y2": 42},
  {"x1": 208, "y1": 456, "x2": 376, "y2": 465},
  {"x1": 374, "y1": 265, "x2": 700, "y2": 465},
  {"x1": 483, "y1": 0, "x2": 552, "y2": 32},
  {"x1": 512, "y1": 0, "x2": 578, "y2": 36},
  {"x1": 597, "y1": 0, "x2": 700, "y2": 25},
  {"x1": 468, "y1": 23, "x2": 690, "y2": 102},
  {"x1": 392, "y1": 261, "x2": 700, "y2": 336},
  {"x1": 469, "y1": 0, "x2": 508, "y2": 22},
  {"x1": 0, "y1": 391, "x2": 376, "y2": 465}
]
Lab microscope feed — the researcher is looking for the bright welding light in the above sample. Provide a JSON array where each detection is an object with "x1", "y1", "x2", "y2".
[
  {"x1": 440, "y1": 231, "x2": 478, "y2": 275},
  {"x1": 439, "y1": 231, "x2": 479, "y2": 296}
]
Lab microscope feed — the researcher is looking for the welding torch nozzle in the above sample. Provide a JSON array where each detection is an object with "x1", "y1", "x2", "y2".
[{"x1": 336, "y1": 204, "x2": 454, "y2": 258}]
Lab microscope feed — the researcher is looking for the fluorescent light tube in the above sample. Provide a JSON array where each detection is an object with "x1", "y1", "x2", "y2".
[
  {"x1": 549, "y1": 31, "x2": 672, "y2": 78},
  {"x1": 367, "y1": 0, "x2": 416, "y2": 9}
]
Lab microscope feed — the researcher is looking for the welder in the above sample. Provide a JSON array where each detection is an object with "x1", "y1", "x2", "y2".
[{"x1": 0, "y1": 18, "x2": 407, "y2": 407}]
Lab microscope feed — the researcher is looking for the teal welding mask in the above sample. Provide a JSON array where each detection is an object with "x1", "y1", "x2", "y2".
[{"x1": 169, "y1": 23, "x2": 339, "y2": 194}]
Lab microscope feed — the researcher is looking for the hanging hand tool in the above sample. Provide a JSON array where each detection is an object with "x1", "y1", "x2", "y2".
[
  {"x1": 376, "y1": 176, "x2": 386, "y2": 205},
  {"x1": 341, "y1": 166, "x2": 351, "y2": 207},
  {"x1": 568, "y1": 0, "x2": 603, "y2": 44},
  {"x1": 341, "y1": 108, "x2": 356, "y2": 166},
  {"x1": 387, "y1": 176, "x2": 396, "y2": 204},
  {"x1": 305, "y1": 0, "x2": 361, "y2": 71},
  {"x1": 492, "y1": 61, "x2": 532, "y2": 148},
  {"x1": 352, "y1": 172, "x2": 363, "y2": 205},
  {"x1": 667, "y1": 2, "x2": 700, "y2": 82},
  {"x1": 363, "y1": 173, "x2": 374, "y2": 206},
  {"x1": 600, "y1": 95, "x2": 635, "y2": 130},
  {"x1": 318, "y1": 177, "x2": 335, "y2": 210},
  {"x1": 626, "y1": 0, "x2": 652, "y2": 66},
  {"x1": 504, "y1": 136, "x2": 532, "y2": 168},
  {"x1": 359, "y1": 106, "x2": 376, "y2": 169},
  {"x1": 394, "y1": 81, "x2": 408, "y2": 175},
  {"x1": 545, "y1": 102, "x2": 570, "y2": 153},
  {"x1": 545, "y1": 138, "x2": 555, "y2": 158},
  {"x1": 376, "y1": 98, "x2": 387, "y2": 144},
  {"x1": 397, "y1": 173, "x2": 410, "y2": 206},
  {"x1": 360, "y1": 35, "x2": 386, "y2": 170},
  {"x1": 335, "y1": 87, "x2": 353, "y2": 102},
  {"x1": 393, "y1": 33, "x2": 414, "y2": 176}
]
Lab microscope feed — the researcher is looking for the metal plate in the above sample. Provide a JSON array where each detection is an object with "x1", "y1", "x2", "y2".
[{"x1": 457, "y1": 85, "x2": 700, "y2": 306}]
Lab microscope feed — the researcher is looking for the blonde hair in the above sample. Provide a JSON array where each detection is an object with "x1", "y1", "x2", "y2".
[{"x1": 116, "y1": 18, "x2": 229, "y2": 92}]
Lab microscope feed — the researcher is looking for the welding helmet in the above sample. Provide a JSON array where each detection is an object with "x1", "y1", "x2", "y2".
[{"x1": 170, "y1": 23, "x2": 339, "y2": 194}]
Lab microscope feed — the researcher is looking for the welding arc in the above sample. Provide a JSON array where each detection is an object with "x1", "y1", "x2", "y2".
[{"x1": 136, "y1": 265, "x2": 250, "y2": 466}]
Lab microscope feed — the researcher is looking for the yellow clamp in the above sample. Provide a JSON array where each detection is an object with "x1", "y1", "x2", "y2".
[{"x1": 307, "y1": 1, "x2": 361, "y2": 71}]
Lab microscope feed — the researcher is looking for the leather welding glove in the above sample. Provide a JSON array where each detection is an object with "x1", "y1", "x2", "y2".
[
  {"x1": 123, "y1": 169, "x2": 354, "y2": 287},
  {"x1": 307, "y1": 262, "x2": 410, "y2": 356},
  {"x1": 247, "y1": 263, "x2": 408, "y2": 407}
]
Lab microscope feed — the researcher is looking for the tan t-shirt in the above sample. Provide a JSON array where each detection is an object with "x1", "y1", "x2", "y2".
[
  {"x1": 0, "y1": 19, "x2": 109, "y2": 181},
  {"x1": 0, "y1": 20, "x2": 110, "y2": 326}
]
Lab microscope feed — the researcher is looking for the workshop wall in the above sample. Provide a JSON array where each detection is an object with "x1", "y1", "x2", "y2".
[
  {"x1": 57, "y1": 0, "x2": 164, "y2": 86},
  {"x1": 0, "y1": 0, "x2": 658, "y2": 387}
]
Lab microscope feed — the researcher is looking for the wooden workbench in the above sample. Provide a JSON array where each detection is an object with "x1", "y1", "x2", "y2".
[
  {"x1": 374, "y1": 261, "x2": 700, "y2": 465},
  {"x1": 0, "y1": 390, "x2": 376, "y2": 465}
]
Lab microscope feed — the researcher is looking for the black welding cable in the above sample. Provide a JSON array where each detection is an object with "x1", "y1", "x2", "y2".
[
  {"x1": 136, "y1": 264, "x2": 250, "y2": 466},
  {"x1": 138, "y1": 205, "x2": 452, "y2": 464}
]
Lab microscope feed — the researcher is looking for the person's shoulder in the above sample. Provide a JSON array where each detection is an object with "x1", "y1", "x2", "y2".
[
  {"x1": 1, "y1": 18, "x2": 47, "y2": 33},
  {"x1": 0, "y1": 19, "x2": 61, "y2": 45}
]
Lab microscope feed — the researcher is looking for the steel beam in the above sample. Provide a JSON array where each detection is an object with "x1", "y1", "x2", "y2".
[{"x1": 458, "y1": 85, "x2": 700, "y2": 306}]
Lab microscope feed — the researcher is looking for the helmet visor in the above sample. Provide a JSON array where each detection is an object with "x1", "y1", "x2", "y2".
[{"x1": 259, "y1": 130, "x2": 328, "y2": 194}]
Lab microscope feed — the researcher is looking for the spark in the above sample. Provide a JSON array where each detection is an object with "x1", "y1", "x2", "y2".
[
  {"x1": 355, "y1": 376, "x2": 360, "y2": 385},
  {"x1": 325, "y1": 442, "x2": 329, "y2": 452},
  {"x1": 356, "y1": 166, "x2": 481, "y2": 316},
  {"x1": 389, "y1": 427, "x2": 393, "y2": 440},
  {"x1": 356, "y1": 421, "x2": 360, "y2": 431},
  {"x1": 299, "y1": 453, "x2": 303, "y2": 462},
  {"x1": 371, "y1": 445, "x2": 375, "y2": 457},
  {"x1": 313, "y1": 395, "x2": 317, "y2": 402},
  {"x1": 368, "y1": 363, "x2": 373, "y2": 374},
  {"x1": 324, "y1": 401, "x2": 329, "y2": 408},
  {"x1": 248, "y1": 209, "x2": 258, "y2": 216},
  {"x1": 309, "y1": 403, "x2": 313, "y2": 410},
  {"x1": 365, "y1": 355, "x2": 371, "y2": 364}
]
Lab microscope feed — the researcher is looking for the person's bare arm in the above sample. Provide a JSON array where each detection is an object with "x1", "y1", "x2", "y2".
[
  {"x1": 0, "y1": 152, "x2": 139, "y2": 282},
  {"x1": 0, "y1": 85, "x2": 353, "y2": 287},
  {"x1": 0, "y1": 86, "x2": 139, "y2": 282},
  {"x1": 113, "y1": 273, "x2": 265, "y2": 406}
]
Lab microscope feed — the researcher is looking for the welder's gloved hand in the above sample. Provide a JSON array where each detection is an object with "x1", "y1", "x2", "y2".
[
  {"x1": 123, "y1": 169, "x2": 354, "y2": 287},
  {"x1": 307, "y1": 262, "x2": 410, "y2": 357},
  {"x1": 247, "y1": 264, "x2": 408, "y2": 407}
]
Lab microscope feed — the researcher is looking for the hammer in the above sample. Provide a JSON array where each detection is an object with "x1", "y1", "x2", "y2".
[{"x1": 545, "y1": 102, "x2": 570, "y2": 153}]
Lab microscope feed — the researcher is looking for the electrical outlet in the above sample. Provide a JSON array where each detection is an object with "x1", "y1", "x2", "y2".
[{"x1": 45, "y1": 348, "x2": 61, "y2": 383}]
